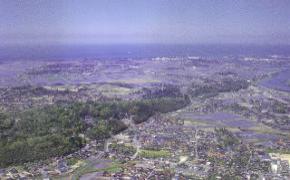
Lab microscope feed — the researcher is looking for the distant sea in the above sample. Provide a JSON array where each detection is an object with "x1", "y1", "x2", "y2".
[{"x1": 1, "y1": 44, "x2": 290, "y2": 61}]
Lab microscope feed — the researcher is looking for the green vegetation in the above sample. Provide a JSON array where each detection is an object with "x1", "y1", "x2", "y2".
[
  {"x1": 139, "y1": 149, "x2": 171, "y2": 158},
  {"x1": 189, "y1": 78, "x2": 249, "y2": 98},
  {"x1": 0, "y1": 112, "x2": 13, "y2": 132},
  {"x1": 272, "y1": 101, "x2": 288, "y2": 114},
  {"x1": 0, "y1": 134, "x2": 83, "y2": 167},
  {"x1": 142, "y1": 84, "x2": 183, "y2": 99},
  {"x1": 66, "y1": 157, "x2": 80, "y2": 166},
  {"x1": 215, "y1": 128, "x2": 240, "y2": 148},
  {"x1": 130, "y1": 97, "x2": 190, "y2": 123},
  {"x1": 109, "y1": 143, "x2": 136, "y2": 156},
  {"x1": 266, "y1": 148, "x2": 290, "y2": 154},
  {"x1": 0, "y1": 97, "x2": 189, "y2": 167},
  {"x1": 71, "y1": 161, "x2": 122, "y2": 180},
  {"x1": 100, "y1": 162, "x2": 123, "y2": 173},
  {"x1": 71, "y1": 161, "x2": 98, "y2": 180}
]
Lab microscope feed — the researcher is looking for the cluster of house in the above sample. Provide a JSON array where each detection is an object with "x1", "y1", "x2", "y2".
[
  {"x1": 1, "y1": 109, "x2": 290, "y2": 179},
  {"x1": 108, "y1": 114, "x2": 290, "y2": 179}
]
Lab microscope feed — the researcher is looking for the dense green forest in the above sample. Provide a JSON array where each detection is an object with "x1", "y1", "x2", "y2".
[
  {"x1": 0, "y1": 96, "x2": 189, "y2": 167},
  {"x1": 189, "y1": 78, "x2": 249, "y2": 98}
]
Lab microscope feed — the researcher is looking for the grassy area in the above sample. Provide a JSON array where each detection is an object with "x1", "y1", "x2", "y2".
[
  {"x1": 139, "y1": 149, "x2": 171, "y2": 158},
  {"x1": 267, "y1": 149, "x2": 290, "y2": 154},
  {"x1": 68, "y1": 160, "x2": 98, "y2": 180},
  {"x1": 99, "y1": 162, "x2": 123, "y2": 173},
  {"x1": 98, "y1": 84, "x2": 132, "y2": 96},
  {"x1": 66, "y1": 157, "x2": 80, "y2": 166},
  {"x1": 70, "y1": 161, "x2": 123, "y2": 180}
]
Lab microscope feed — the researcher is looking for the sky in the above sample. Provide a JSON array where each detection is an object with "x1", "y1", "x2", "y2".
[{"x1": 1, "y1": 0, "x2": 290, "y2": 45}]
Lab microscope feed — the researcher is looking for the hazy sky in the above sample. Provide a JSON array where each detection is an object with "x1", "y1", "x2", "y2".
[{"x1": 1, "y1": 0, "x2": 290, "y2": 45}]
